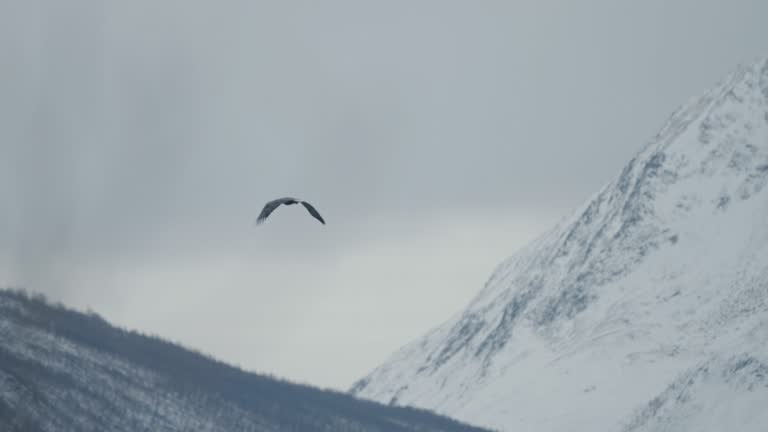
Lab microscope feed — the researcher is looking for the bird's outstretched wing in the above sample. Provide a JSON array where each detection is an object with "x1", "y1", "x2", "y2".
[
  {"x1": 256, "y1": 197, "x2": 294, "y2": 224},
  {"x1": 300, "y1": 201, "x2": 326, "y2": 225}
]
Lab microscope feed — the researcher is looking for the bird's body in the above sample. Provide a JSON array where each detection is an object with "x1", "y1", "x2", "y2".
[{"x1": 256, "y1": 197, "x2": 325, "y2": 225}]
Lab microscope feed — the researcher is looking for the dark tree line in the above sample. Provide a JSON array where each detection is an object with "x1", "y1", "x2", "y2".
[{"x1": 0, "y1": 288, "x2": 487, "y2": 432}]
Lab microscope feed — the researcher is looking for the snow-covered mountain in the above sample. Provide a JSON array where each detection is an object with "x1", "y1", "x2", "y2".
[
  {"x1": 0, "y1": 289, "x2": 489, "y2": 432},
  {"x1": 352, "y1": 58, "x2": 768, "y2": 432}
]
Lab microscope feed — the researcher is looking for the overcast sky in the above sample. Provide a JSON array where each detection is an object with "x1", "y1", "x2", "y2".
[{"x1": 1, "y1": 0, "x2": 767, "y2": 390}]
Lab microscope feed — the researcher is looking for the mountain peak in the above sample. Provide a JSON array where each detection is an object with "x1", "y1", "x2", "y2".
[{"x1": 352, "y1": 58, "x2": 768, "y2": 432}]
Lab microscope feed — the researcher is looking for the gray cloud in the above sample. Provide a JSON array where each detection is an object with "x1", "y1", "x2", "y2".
[{"x1": 1, "y1": 0, "x2": 767, "y2": 388}]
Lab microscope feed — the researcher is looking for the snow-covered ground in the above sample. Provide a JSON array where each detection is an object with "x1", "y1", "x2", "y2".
[
  {"x1": 0, "y1": 291, "x2": 489, "y2": 432},
  {"x1": 353, "y1": 58, "x2": 768, "y2": 432}
]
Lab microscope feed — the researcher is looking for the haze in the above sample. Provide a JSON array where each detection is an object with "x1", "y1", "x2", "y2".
[{"x1": 2, "y1": 0, "x2": 766, "y2": 389}]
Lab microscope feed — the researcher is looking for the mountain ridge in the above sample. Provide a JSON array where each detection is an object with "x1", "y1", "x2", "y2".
[
  {"x1": 352, "y1": 57, "x2": 768, "y2": 431},
  {"x1": 0, "y1": 288, "x2": 489, "y2": 432}
]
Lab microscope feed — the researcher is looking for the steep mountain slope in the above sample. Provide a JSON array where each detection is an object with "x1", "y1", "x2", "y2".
[
  {"x1": 352, "y1": 58, "x2": 768, "y2": 432},
  {"x1": 0, "y1": 290, "x2": 488, "y2": 432}
]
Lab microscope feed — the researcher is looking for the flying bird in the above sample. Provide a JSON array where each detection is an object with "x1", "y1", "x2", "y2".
[{"x1": 256, "y1": 197, "x2": 326, "y2": 225}]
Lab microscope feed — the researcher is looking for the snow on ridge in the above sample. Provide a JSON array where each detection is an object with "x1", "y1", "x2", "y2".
[
  {"x1": 353, "y1": 57, "x2": 768, "y2": 431},
  {"x1": 624, "y1": 353, "x2": 768, "y2": 432}
]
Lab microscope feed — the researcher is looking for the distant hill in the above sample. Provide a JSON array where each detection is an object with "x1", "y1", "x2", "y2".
[{"x1": 0, "y1": 289, "x2": 488, "y2": 432}]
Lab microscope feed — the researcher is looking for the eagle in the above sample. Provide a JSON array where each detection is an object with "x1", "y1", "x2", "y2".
[{"x1": 256, "y1": 197, "x2": 326, "y2": 225}]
